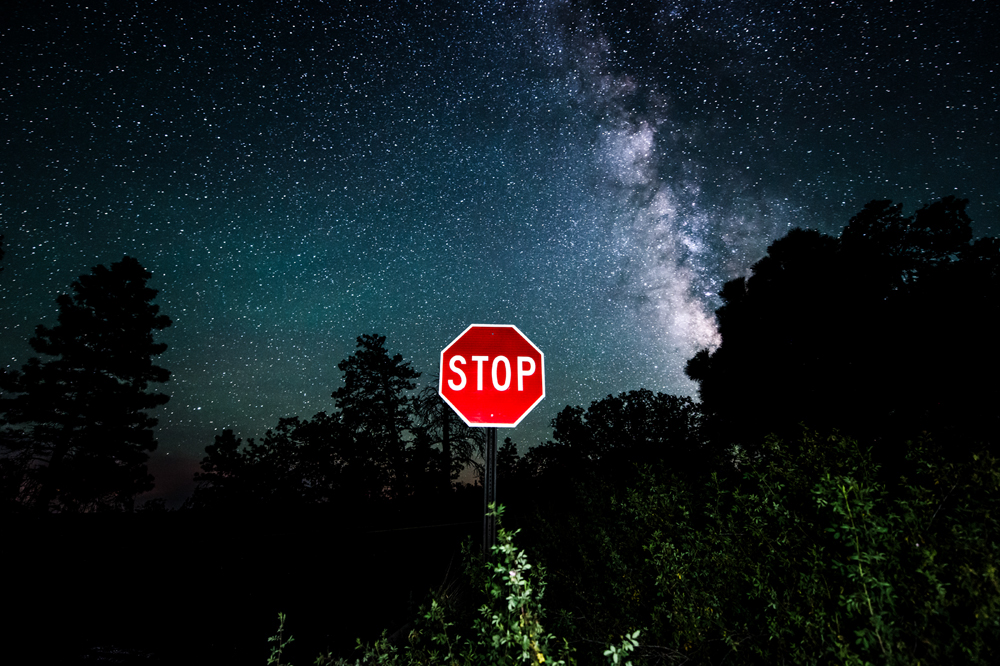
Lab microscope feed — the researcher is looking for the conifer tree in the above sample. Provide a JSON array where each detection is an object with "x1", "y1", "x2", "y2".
[
  {"x1": 332, "y1": 334, "x2": 419, "y2": 499},
  {"x1": 0, "y1": 256, "x2": 171, "y2": 512}
]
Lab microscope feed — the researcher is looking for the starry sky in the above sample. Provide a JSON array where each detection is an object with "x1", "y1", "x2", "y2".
[{"x1": 1, "y1": 0, "x2": 996, "y2": 505}]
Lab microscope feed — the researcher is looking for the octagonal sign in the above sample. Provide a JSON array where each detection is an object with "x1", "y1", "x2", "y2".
[{"x1": 439, "y1": 324, "x2": 545, "y2": 427}]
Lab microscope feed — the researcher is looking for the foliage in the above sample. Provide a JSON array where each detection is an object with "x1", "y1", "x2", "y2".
[
  {"x1": 731, "y1": 433, "x2": 999, "y2": 665},
  {"x1": 332, "y1": 334, "x2": 421, "y2": 499},
  {"x1": 187, "y1": 413, "x2": 355, "y2": 510},
  {"x1": 522, "y1": 465, "x2": 741, "y2": 665},
  {"x1": 686, "y1": 196, "x2": 1000, "y2": 461},
  {"x1": 268, "y1": 612, "x2": 295, "y2": 666},
  {"x1": 510, "y1": 390, "x2": 710, "y2": 525},
  {"x1": 188, "y1": 428, "x2": 249, "y2": 509},
  {"x1": 411, "y1": 379, "x2": 484, "y2": 492},
  {"x1": 189, "y1": 334, "x2": 452, "y2": 510},
  {"x1": 548, "y1": 390, "x2": 705, "y2": 475},
  {"x1": 0, "y1": 256, "x2": 171, "y2": 512},
  {"x1": 295, "y1": 506, "x2": 662, "y2": 666},
  {"x1": 404, "y1": 505, "x2": 571, "y2": 665},
  {"x1": 603, "y1": 631, "x2": 640, "y2": 666},
  {"x1": 525, "y1": 430, "x2": 1000, "y2": 665},
  {"x1": 381, "y1": 505, "x2": 573, "y2": 665}
]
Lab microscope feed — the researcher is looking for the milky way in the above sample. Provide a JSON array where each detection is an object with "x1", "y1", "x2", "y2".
[{"x1": 1, "y1": 0, "x2": 996, "y2": 504}]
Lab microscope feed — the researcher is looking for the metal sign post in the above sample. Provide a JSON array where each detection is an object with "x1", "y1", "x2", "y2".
[{"x1": 482, "y1": 426, "x2": 497, "y2": 558}]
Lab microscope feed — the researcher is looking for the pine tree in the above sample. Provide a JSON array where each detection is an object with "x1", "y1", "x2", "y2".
[
  {"x1": 0, "y1": 256, "x2": 171, "y2": 512},
  {"x1": 331, "y1": 334, "x2": 419, "y2": 499}
]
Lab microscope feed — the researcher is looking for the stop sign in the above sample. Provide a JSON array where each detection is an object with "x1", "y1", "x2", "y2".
[{"x1": 439, "y1": 324, "x2": 545, "y2": 427}]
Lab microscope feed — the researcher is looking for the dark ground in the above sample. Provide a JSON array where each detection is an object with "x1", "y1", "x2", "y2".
[{"x1": 2, "y1": 501, "x2": 481, "y2": 665}]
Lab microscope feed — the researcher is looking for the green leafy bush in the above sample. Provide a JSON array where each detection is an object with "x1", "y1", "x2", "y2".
[
  {"x1": 272, "y1": 433, "x2": 999, "y2": 666},
  {"x1": 292, "y1": 506, "x2": 603, "y2": 666},
  {"x1": 525, "y1": 431, "x2": 999, "y2": 665},
  {"x1": 392, "y1": 505, "x2": 573, "y2": 665},
  {"x1": 725, "y1": 434, "x2": 1000, "y2": 665}
]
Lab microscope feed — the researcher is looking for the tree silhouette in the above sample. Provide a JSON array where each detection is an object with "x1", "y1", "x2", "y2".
[
  {"x1": 189, "y1": 413, "x2": 353, "y2": 511},
  {"x1": 502, "y1": 389, "x2": 707, "y2": 524},
  {"x1": 686, "y1": 196, "x2": 1000, "y2": 464},
  {"x1": 188, "y1": 428, "x2": 248, "y2": 510},
  {"x1": 548, "y1": 389, "x2": 705, "y2": 480},
  {"x1": 0, "y1": 256, "x2": 171, "y2": 512},
  {"x1": 412, "y1": 378, "x2": 484, "y2": 493},
  {"x1": 331, "y1": 334, "x2": 420, "y2": 500},
  {"x1": 188, "y1": 335, "x2": 429, "y2": 510},
  {"x1": 0, "y1": 235, "x2": 29, "y2": 511}
]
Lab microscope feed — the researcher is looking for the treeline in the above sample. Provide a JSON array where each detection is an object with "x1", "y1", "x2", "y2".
[
  {"x1": 302, "y1": 195, "x2": 997, "y2": 665},
  {"x1": 184, "y1": 333, "x2": 487, "y2": 513},
  {"x1": 181, "y1": 342, "x2": 706, "y2": 517},
  {"x1": 500, "y1": 196, "x2": 1000, "y2": 665},
  {"x1": 1, "y1": 197, "x2": 999, "y2": 664},
  {"x1": 496, "y1": 196, "x2": 1000, "y2": 665}
]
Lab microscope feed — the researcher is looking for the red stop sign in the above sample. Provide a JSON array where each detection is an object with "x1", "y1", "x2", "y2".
[{"x1": 439, "y1": 324, "x2": 545, "y2": 427}]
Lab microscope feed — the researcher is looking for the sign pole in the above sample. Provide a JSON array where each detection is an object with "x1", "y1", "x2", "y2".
[{"x1": 482, "y1": 426, "x2": 497, "y2": 559}]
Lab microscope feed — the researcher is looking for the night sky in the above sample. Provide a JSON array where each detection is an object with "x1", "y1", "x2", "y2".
[{"x1": 2, "y1": 0, "x2": 996, "y2": 505}]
